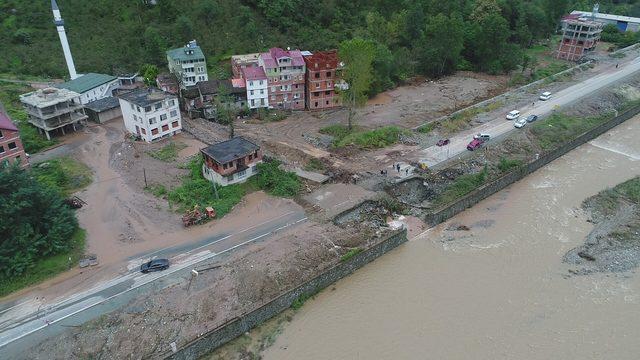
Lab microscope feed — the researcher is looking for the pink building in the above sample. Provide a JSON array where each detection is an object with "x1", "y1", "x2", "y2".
[
  {"x1": 0, "y1": 111, "x2": 29, "y2": 168},
  {"x1": 258, "y1": 48, "x2": 306, "y2": 110}
]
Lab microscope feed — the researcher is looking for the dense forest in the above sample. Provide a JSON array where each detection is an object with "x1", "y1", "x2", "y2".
[{"x1": 1, "y1": 0, "x2": 639, "y2": 92}]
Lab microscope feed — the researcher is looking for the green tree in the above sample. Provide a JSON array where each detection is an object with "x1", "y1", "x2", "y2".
[
  {"x1": 176, "y1": 15, "x2": 194, "y2": 42},
  {"x1": 140, "y1": 64, "x2": 159, "y2": 86},
  {"x1": 214, "y1": 84, "x2": 238, "y2": 139},
  {"x1": 0, "y1": 164, "x2": 78, "y2": 277},
  {"x1": 418, "y1": 14, "x2": 465, "y2": 77},
  {"x1": 339, "y1": 38, "x2": 376, "y2": 130},
  {"x1": 142, "y1": 26, "x2": 166, "y2": 65}
]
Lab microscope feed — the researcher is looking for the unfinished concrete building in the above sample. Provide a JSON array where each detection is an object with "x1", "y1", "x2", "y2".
[
  {"x1": 556, "y1": 17, "x2": 603, "y2": 61},
  {"x1": 20, "y1": 88, "x2": 87, "y2": 140}
]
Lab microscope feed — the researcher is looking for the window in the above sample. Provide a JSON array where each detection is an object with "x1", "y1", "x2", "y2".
[
  {"x1": 0, "y1": 130, "x2": 3, "y2": 138},
  {"x1": 145, "y1": 106, "x2": 151, "y2": 112},
  {"x1": 137, "y1": 106, "x2": 141, "y2": 112},
  {"x1": 0, "y1": 146, "x2": 4, "y2": 154},
  {"x1": 170, "y1": 110, "x2": 178, "y2": 117},
  {"x1": 314, "y1": 73, "x2": 320, "y2": 79},
  {"x1": 130, "y1": 103, "x2": 134, "y2": 110},
  {"x1": 260, "y1": 89, "x2": 264, "y2": 95},
  {"x1": 314, "y1": 102, "x2": 318, "y2": 107},
  {"x1": 260, "y1": 98, "x2": 265, "y2": 105},
  {"x1": 149, "y1": 117, "x2": 156, "y2": 124},
  {"x1": 223, "y1": 163, "x2": 228, "y2": 170},
  {"x1": 172, "y1": 121, "x2": 179, "y2": 128},
  {"x1": 259, "y1": 80, "x2": 263, "y2": 85},
  {"x1": 251, "y1": 99, "x2": 255, "y2": 107},
  {"x1": 162, "y1": 124, "x2": 169, "y2": 132},
  {"x1": 236, "y1": 169, "x2": 246, "y2": 178},
  {"x1": 327, "y1": 71, "x2": 332, "y2": 77},
  {"x1": 250, "y1": 90, "x2": 254, "y2": 96},
  {"x1": 295, "y1": 84, "x2": 298, "y2": 89},
  {"x1": 325, "y1": 91, "x2": 331, "y2": 95},
  {"x1": 326, "y1": 100, "x2": 329, "y2": 105},
  {"x1": 133, "y1": 114, "x2": 137, "y2": 122},
  {"x1": 271, "y1": 86, "x2": 276, "y2": 92},
  {"x1": 151, "y1": 128, "x2": 159, "y2": 135},
  {"x1": 249, "y1": 81, "x2": 254, "y2": 87},
  {"x1": 248, "y1": 154, "x2": 253, "y2": 160},
  {"x1": 168, "y1": 99, "x2": 175, "y2": 107},
  {"x1": 15, "y1": 155, "x2": 20, "y2": 162},
  {"x1": 160, "y1": 114, "x2": 167, "y2": 121},
  {"x1": 141, "y1": 128, "x2": 146, "y2": 135},
  {"x1": 155, "y1": 103, "x2": 162, "y2": 110},
  {"x1": 271, "y1": 96, "x2": 275, "y2": 101}
]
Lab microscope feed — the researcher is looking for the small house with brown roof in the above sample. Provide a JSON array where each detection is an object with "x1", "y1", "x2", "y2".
[{"x1": 201, "y1": 137, "x2": 262, "y2": 186}]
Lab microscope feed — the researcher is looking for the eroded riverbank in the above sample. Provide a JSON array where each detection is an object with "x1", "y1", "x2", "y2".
[{"x1": 262, "y1": 116, "x2": 640, "y2": 359}]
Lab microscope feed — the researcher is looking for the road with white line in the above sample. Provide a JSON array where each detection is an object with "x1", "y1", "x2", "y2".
[
  {"x1": 0, "y1": 210, "x2": 307, "y2": 356},
  {"x1": 418, "y1": 55, "x2": 640, "y2": 168}
]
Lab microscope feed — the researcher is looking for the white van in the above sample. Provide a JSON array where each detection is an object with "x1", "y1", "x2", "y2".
[
  {"x1": 506, "y1": 110, "x2": 520, "y2": 120},
  {"x1": 539, "y1": 91, "x2": 552, "y2": 101}
]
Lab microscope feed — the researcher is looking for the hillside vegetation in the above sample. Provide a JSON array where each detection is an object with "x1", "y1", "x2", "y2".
[{"x1": 3, "y1": 0, "x2": 636, "y2": 95}]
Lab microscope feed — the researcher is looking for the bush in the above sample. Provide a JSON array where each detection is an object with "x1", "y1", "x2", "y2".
[
  {"x1": 0, "y1": 163, "x2": 79, "y2": 278},
  {"x1": 340, "y1": 248, "x2": 363, "y2": 262},
  {"x1": 319, "y1": 124, "x2": 353, "y2": 142},
  {"x1": 304, "y1": 158, "x2": 325, "y2": 172},
  {"x1": 530, "y1": 112, "x2": 613, "y2": 151},
  {"x1": 335, "y1": 126, "x2": 406, "y2": 149},
  {"x1": 435, "y1": 166, "x2": 488, "y2": 205},
  {"x1": 145, "y1": 184, "x2": 167, "y2": 197},
  {"x1": 256, "y1": 160, "x2": 301, "y2": 197},
  {"x1": 497, "y1": 158, "x2": 524, "y2": 173},
  {"x1": 417, "y1": 122, "x2": 436, "y2": 134}
]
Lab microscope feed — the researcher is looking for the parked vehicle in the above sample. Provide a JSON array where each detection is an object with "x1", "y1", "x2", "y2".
[
  {"x1": 514, "y1": 118, "x2": 527, "y2": 128},
  {"x1": 539, "y1": 91, "x2": 552, "y2": 101},
  {"x1": 506, "y1": 110, "x2": 520, "y2": 120},
  {"x1": 140, "y1": 259, "x2": 170, "y2": 273},
  {"x1": 473, "y1": 133, "x2": 491, "y2": 141},
  {"x1": 467, "y1": 138, "x2": 484, "y2": 151},
  {"x1": 436, "y1": 139, "x2": 450, "y2": 146},
  {"x1": 526, "y1": 114, "x2": 538, "y2": 123}
]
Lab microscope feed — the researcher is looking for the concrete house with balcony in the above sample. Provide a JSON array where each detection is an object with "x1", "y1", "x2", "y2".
[
  {"x1": 55, "y1": 73, "x2": 119, "y2": 105},
  {"x1": 259, "y1": 48, "x2": 306, "y2": 110},
  {"x1": 242, "y1": 67, "x2": 269, "y2": 109},
  {"x1": 201, "y1": 137, "x2": 262, "y2": 186},
  {"x1": 118, "y1": 88, "x2": 181, "y2": 142},
  {"x1": 167, "y1": 40, "x2": 208, "y2": 88},
  {"x1": 303, "y1": 50, "x2": 342, "y2": 110},
  {"x1": 20, "y1": 87, "x2": 87, "y2": 140},
  {"x1": 0, "y1": 111, "x2": 29, "y2": 168}
]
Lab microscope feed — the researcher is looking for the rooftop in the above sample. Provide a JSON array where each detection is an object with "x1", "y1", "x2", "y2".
[
  {"x1": 166, "y1": 40, "x2": 206, "y2": 62},
  {"x1": 260, "y1": 48, "x2": 305, "y2": 69},
  {"x1": 20, "y1": 88, "x2": 81, "y2": 108},
  {"x1": 85, "y1": 97, "x2": 120, "y2": 112},
  {"x1": 242, "y1": 66, "x2": 267, "y2": 81},
  {"x1": 303, "y1": 50, "x2": 339, "y2": 69},
  {"x1": 201, "y1": 137, "x2": 260, "y2": 164},
  {"x1": 157, "y1": 73, "x2": 179, "y2": 86},
  {"x1": 0, "y1": 111, "x2": 18, "y2": 131},
  {"x1": 55, "y1": 73, "x2": 117, "y2": 94},
  {"x1": 118, "y1": 88, "x2": 175, "y2": 107},
  {"x1": 231, "y1": 53, "x2": 260, "y2": 64},
  {"x1": 181, "y1": 80, "x2": 244, "y2": 99},
  {"x1": 571, "y1": 10, "x2": 640, "y2": 24}
]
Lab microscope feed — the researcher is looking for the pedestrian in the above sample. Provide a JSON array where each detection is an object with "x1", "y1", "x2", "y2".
[
  {"x1": 532, "y1": 102, "x2": 535, "y2": 106},
  {"x1": 405, "y1": 168, "x2": 409, "y2": 176},
  {"x1": 380, "y1": 169, "x2": 384, "y2": 175},
  {"x1": 616, "y1": 63, "x2": 619, "y2": 69},
  {"x1": 396, "y1": 163, "x2": 401, "y2": 173}
]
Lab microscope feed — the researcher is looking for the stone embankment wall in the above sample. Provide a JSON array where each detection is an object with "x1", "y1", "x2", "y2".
[
  {"x1": 164, "y1": 229, "x2": 408, "y2": 359},
  {"x1": 423, "y1": 105, "x2": 640, "y2": 226}
]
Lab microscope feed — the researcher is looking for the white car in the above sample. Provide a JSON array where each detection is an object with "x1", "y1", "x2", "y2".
[
  {"x1": 514, "y1": 118, "x2": 527, "y2": 128},
  {"x1": 506, "y1": 110, "x2": 520, "y2": 120},
  {"x1": 473, "y1": 133, "x2": 491, "y2": 141},
  {"x1": 539, "y1": 91, "x2": 552, "y2": 101}
]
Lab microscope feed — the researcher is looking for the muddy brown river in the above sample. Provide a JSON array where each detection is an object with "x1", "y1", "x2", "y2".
[{"x1": 263, "y1": 116, "x2": 640, "y2": 360}]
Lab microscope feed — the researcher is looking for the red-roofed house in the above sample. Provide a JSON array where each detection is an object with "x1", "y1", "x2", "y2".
[
  {"x1": 241, "y1": 67, "x2": 269, "y2": 109},
  {"x1": 0, "y1": 111, "x2": 29, "y2": 168},
  {"x1": 258, "y1": 48, "x2": 306, "y2": 110},
  {"x1": 303, "y1": 50, "x2": 342, "y2": 110}
]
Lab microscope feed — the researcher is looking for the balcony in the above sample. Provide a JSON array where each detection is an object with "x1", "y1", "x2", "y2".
[{"x1": 28, "y1": 111, "x2": 88, "y2": 131}]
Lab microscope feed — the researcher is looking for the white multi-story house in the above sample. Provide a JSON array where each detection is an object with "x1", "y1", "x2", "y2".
[
  {"x1": 118, "y1": 88, "x2": 181, "y2": 142},
  {"x1": 166, "y1": 40, "x2": 208, "y2": 88},
  {"x1": 241, "y1": 67, "x2": 269, "y2": 109},
  {"x1": 55, "y1": 73, "x2": 119, "y2": 105}
]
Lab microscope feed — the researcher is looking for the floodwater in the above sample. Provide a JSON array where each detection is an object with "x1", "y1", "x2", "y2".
[{"x1": 264, "y1": 116, "x2": 640, "y2": 360}]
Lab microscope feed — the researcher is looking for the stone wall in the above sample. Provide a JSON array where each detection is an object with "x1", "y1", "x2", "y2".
[
  {"x1": 163, "y1": 229, "x2": 408, "y2": 360},
  {"x1": 423, "y1": 105, "x2": 640, "y2": 226}
]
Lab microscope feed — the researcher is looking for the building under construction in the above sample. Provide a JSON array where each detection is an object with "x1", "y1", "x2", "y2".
[{"x1": 556, "y1": 15, "x2": 603, "y2": 61}]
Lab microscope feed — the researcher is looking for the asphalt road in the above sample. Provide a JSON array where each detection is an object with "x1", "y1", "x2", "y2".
[
  {"x1": 0, "y1": 210, "x2": 307, "y2": 356},
  {"x1": 418, "y1": 56, "x2": 640, "y2": 168}
]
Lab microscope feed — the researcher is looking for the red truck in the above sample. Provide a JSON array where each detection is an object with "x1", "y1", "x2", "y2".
[{"x1": 466, "y1": 138, "x2": 484, "y2": 151}]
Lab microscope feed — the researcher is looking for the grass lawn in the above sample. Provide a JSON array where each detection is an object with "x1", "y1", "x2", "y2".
[
  {"x1": 31, "y1": 156, "x2": 93, "y2": 196},
  {"x1": 320, "y1": 124, "x2": 407, "y2": 149},
  {"x1": 147, "y1": 142, "x2": 187, "y2": 162},
  {"x1": 0, "y1": 229, "x2": 86, "y2": 298},
  {"x1": 530, "y1": 112, "x2": 614, "y2": 151},
  {"x1": 434, "y1": 166, "x2": 488, "y2": 206}
]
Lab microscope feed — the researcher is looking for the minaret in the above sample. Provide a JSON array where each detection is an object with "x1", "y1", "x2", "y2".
[{"x1": 51, "y1": 0, "x2": 78, "y2": 79}]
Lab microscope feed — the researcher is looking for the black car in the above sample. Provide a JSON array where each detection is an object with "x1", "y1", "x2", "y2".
[
  {"x1": 526, "y1": 114, "x2": 538, "y2": 123},
  {"x1": 140, "y1": 258, "x2": 170, "y2": 273}
]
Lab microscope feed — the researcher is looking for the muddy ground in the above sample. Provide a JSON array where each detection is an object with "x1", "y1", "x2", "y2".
[
  {"x1": 565, "y1": 177, "x2": 640, "y2": 274},
  {"x1": 25, "y1": 219, "x2": 391, "y2": 359}
]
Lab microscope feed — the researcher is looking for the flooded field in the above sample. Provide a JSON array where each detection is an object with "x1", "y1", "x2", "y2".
[{"x1": 263, "y1": 116, "x2": 640, "y2": 360}]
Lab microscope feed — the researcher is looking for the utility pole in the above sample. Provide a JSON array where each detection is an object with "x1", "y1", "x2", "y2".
[{"x1": 143, "y1": 168, "x2": 148, "y2": 187}]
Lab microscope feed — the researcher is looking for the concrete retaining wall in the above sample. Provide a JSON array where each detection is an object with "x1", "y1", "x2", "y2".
[
  {"x1": 164, "y1": 229, "x2": 408, "y2": 359},
  {"x1": 423, "y1": 105, "x2": 640, "y2": 226}
]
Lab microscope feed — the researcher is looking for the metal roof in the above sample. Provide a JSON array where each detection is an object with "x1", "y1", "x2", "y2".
[
  {"x1": 55, "y1": 73, "x2": 117, "y2": 94},
  {"x1": 166, "y1": 43, "x2": 205, "y2": 62},
  {"x1": 118, "y1": 88, "x2": 176, "y2": 107},
  {"x1": 85, "y1": 97, "x2": 120, "y2": 112},
  {"x1": 0, "y1": 111, "x2": 18, "y2": 131},
  {"x1": 571, "y1": 11, "x2": 640, "y2": 24},
  {"x1": 201, "y1": 137, "x2": 260, "y2": 164}
]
